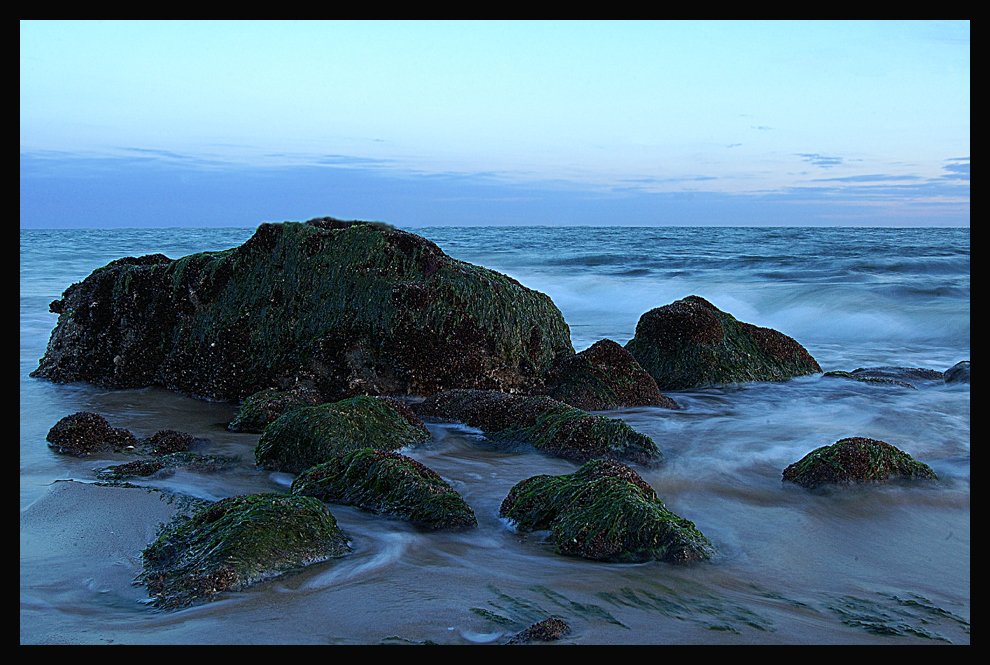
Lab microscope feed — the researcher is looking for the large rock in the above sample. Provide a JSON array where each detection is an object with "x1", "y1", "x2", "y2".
[
  {"x1": 499, "y1": 458, "x2": 713, "y2": 563},
  {"x1": 45, "y1": 412, "x2": 137, "y2": 456},
  {"x1": 291, "y1": 448, "x2": 477, "y2": 530},
  {"x1": 782, "y1": 437, "x2": 938, "y2": 489},
  {"x1": 943, "y1": 361, "x2": 970, "y2": 385},
  {"x1": 140, "y1": 493, "x2": 350, "y2": 609},
  {"x1": 543, "y1": 339, "x2": 679, "y2": 410},
  {"x1": 256, "y1": 395, "x2": 431, "y2": 474},
  {"x1": 624, "y1": 295, "x2": 821, "y2": 390},
  {"x1": 415, "y1": 389, "x2": 663, "y2": 466},
  {"x1": 32, "y1": 219, "x2": 574, "y2": 401},
  {"x1": 227, "y1": 386, "x2": 325, "y2": 433}
]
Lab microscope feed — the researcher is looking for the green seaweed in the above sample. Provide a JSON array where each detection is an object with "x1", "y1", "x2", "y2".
[
  {"x1": 291, "y1": 448, "x2": 476, "y2": 530},
  {"x1": 530, "y1": 585, "x2": 627, "y2": 628},
  {"x1": 783, "y1": 437, "x2": 938, "y2": 489},
  {"x1": 256, "y1": 395, "x2": 430, "y2": 474},
  {"x1": 500, "y1": 459, "x2": 713, "y2": 563},
  {"x1": 826, "y1": 594, "x2": 960, "y2": 642},
  {"x1": 470, "y1": 607, "x2": 519, "y2": 627},
  {"x1": 140, "y1": 493, "x2": 350, "y2": 609},
  {"x1": 228, "y1": 386, "x2": 324, "y2": 433}
]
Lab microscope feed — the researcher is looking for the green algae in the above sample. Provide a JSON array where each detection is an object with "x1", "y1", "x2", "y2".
[
  {"x1": 625, "y1": 295, "x2": 821, "y2": 390},
  {"x1": 140, "y1": 493, "x2": 350, "y2": 609},
  {"x1": 256, "y1": 395, "x2": 431, "y2": 474},
  {"x1": 500, "y1": 459, "x2": 713, "y2": 563},
  {"x1": 783, "y1": 437, "x2": 938, "y2": 489},
  {"x1": 97, "y1": 452, "x2": 239, "y2": 480},
  {"x1": 227, "y1": 386, "x2": 324, "y2": 433},
  {"x1": 291, "y1": 448, "x2": 476, "y2": 530},
  {"x1": 416, "y1": 389, "x2": 663, "y2": 466}
]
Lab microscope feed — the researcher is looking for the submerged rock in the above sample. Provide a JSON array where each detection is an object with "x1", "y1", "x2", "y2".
[
  {"x1": 543, "y1": 338, "x2": 679, "y2": 410},
  {"x1": 45, "y1": 412, "x2": 137, "y2": 456},
  {"x1": 144, "y1": 429, "x2": 195, "y2": 455},
  {"x1": 32, "y1": 219, "x2": 573, "y2": 401},
  {"x1": 227, "y1": 386, "x2": 324, "y2": 433},
  {"x1": 943, "y1": 361, "x2": 970, "y2": 385},
  {"x1": 624, "y1": 295, "x2": 821, "y2": 390},
  {"x1": 506, "y1": 617, "x2": 571, "y2": 644},
  {"x1": 291, "y1": 448, "x2": 476, "y2": 530},
  {"x1": 782, "y1": 437, "x2": 938, "y2": 489},
  {"x1": 499, "y1": 458, "x2": 713, "y2": 563},
  {"x1": 823, "y1": 371, "x2": 917, "y2": 389},
  {"x1": 256, "y1": 395, "x2": 431, "y2": 474},
  {"x1": 97, "y1": 452, "x2": 238, "y2": 480},
  {"x1": 415, "y1": 389, "x2": 663, "y2": 466},
  {"x1": 825, "y1": 366, "x2": 945, "y2": 389},
  {"x1": 140, "y1": 493, "x2": 350, "y2": 609}
]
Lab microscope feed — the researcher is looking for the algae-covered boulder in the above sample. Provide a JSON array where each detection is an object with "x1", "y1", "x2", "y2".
[
  {"x1": 506, "y1": 617, "x2": 571, "y2": 644},
  {"x1": 624, "y1": 295, "x2": 821, "y2": 390},
  {"x1": 782, "y1": 437, "x2": 938, "y2": 489},
  {"x1": 32, "y1": 218, "x2": 574, "y2": 401},
  {"x1": 944, "y1": 361, "x2": 970, "y2": 385},
  {"x1": 227, "y1": 386, "x2": 324, "y2": 433},
  {"x1": 291, "y1": 448, "x2": 476, "y2": 530},
  {"x1": 543, "y1": 339, "x2": 679, "y2": 411},
  {"x1": 97, "y1": 452, "x2": 238, "y2": 480},
  {"x1": 500, "y1": 459, "x2": 713, "y2": 563},
  {"x1": 140, "y1": 493, "x2": 350, "y2": 609},
  {"x1": 144, "y1": 429, "x2": 195, "y2": 455},
  {"x1": 45, "y1": 411, "x2": 137, "y2": 456},
  {"x1": 415, "y1": 389, "x2": 662, "y2": 466},
  {"x1": 256, "y1": 395, "x2": 431, "y2": 474}
]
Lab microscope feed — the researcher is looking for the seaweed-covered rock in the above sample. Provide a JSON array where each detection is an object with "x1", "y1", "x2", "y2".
[
  {"x1": 256, "y1": 395, "x2": 431, "y2": 474},
  {"x1": 45, "y1": 412, "x2": 137, "y2": 456},
  {"x1": 543, "y1": 339, "x2": 679, "y2": 410},
  {"x1": 97, "y1": 452, "x2": 238, "y2": 480},
  {"x1": 32, "y1": 219, "x2": 573, "y2": 401},
  {"x1": 825, "y1": 366, "x2": 946, "y2": 389},
  {"x1": 506, "y1": 617, "x2": 571, "y2": 644},
  {"x1": 499, "y1": 458, "x2": 712, "y2": 563},
  {"x1": 140, "y1": 493, "x2": 350, "y2": 609},
  {"x1": 144, "y1": 429, "x2": 195, "y2": 454},
  {"x1": 782, "y1": 437, "x2": 938, "y2": 489},
  {"x1": 416, "y1": 389, "x2": 662, "y2": 466},
  {"x1": 943, "y1": 361, "x2": 970, "y2": 385},
  {"x1": 291, "y1": 448, "x2": 476, "y2": 530},
  {"x1": 624, "y1": 295, "x2": 821, "y2": 390},
  {"x1": 823, "y1": 371, "x2": 916, "y2": 389},
  {"x1": 227, "y1": 386, "x2": 324, "y2": 433}
]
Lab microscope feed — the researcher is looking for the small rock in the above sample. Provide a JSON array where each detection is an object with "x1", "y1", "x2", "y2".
[
  {"x1": 145, "y1": 429, "x2": 195, "y2": 455},
  {"x1": 783, "y1": 437, "x2": 938, "y2": 489},
  {"x1": 507, "y1": 617, "x2": 571, "y2": 645},
  {"x1": 45, "y1": 412, "x2": 137, "y2": 456}
]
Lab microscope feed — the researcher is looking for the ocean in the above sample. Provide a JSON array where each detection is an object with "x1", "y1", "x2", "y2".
[{"x1": 19, "y1": 225, "x2": 970, "y2": 645}]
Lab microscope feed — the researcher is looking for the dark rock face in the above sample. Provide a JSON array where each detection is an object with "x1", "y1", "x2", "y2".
[
  {"x1": 506, "y1": 617, "x2": 571, "y2": 644},
  {"x1": 782, "y1": 437, "x2": 938, "y2": 489},
  {"x1": 543, "y1": 339, "x2": 679, "y2": 410},
  {"x1": 943, "y1": 361, "x2": 970, "y2": 384},
  {"x1": 256, "y1": 395, "x2": 431, "y2": 474},
  {"x1": 624, "y1": 296, "x2": 821, "y2": 390},
  {"x1": 227, "y1": 386, "x2": 325, "y2": 433},
  {"x1": 145, "y1": 429, "x2": 194, "y2": 455},
  {"x1": 45, "y1": 412, "x2": 137, "y2": 456},
  {"x1": 32, "y1": 219, "x2": 574, "y2": 401},
  {"x1": 291, "y1": 448, "x2": 476, "y2": 530},
  {"x1": 415, "y1": 389, "x2": 663, "y2": 466},
  {"x1": 140, "y1": 493, "x2": 350, "y2": 609},
  {"x1": 499, "y1": 458, "x2": 713, "y2": 563},
  {"x1": 97, "y1": 452, "x2": 238, "y2": 480}
]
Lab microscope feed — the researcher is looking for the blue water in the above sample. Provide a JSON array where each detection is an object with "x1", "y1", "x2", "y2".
[{"x1": 20, "y1": 226, "x2": 970, "y2": 645}]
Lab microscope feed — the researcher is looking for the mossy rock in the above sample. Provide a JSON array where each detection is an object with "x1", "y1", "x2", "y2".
[
  {"x1": 543, "y1": 339, "x2": 679, "y2": 410},
  {"x1": 140, "y1": 493, "x2": 350, "y2": 609},
  {"x1": 97, "y1": 452, "x2": 238, "y2": 480},
  {"x1": 32, "y1": 219, "x2": 573, "y2": 401},
  {"x1": 624, "y1": 295, "x2": 821, "y2": 390},
  {"x1": 256, "y1": 395, "x2": 431, "y2": 473},
  {"x1": 782, "y1": 437, "x2": 938, "y2": 489},
  {"x1": 227, "y1": 386, "x2": 324, "y2": 433},
  {"x1": 291, "y1": 448, "x2": 476, "y2": 530},
  {"x1": 415, "y1": 389, "x2": 662, "y2": 466},
  {"x1": 45, "y1": 411, "x2": 137, "y2": 456},
  {"x1": 500, "y1": 459, "x2": 713, "y2": 563}
]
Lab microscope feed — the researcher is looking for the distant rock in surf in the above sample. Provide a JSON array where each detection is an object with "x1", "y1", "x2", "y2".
[
  {"x1": 782, "y1": 437, "x2": 937, "y2": 489},
  {"x1": 824, "y1": 366, "x2": 946, "y2": 389},
  {"x1": 624, "y1": 295, "x2": 821, "y2": 390},
  {"x1": 415, "y1": 389, "x2": 663, "y2": 466},
  {"x1": 32, "y1": 218, "x2": 574, "y2": 402},
  {"x1": 46, "y1": 411, "x2": 137, "y2": 456},
  {"x1": 943, "y1": 361, "x2": 970, "y2": 385},
  {"x1": 499, "y1": 458, "x2": 713, "y2": 563},
  {"x1": 291, "y1": 448, "x2": 477, "y2": 531},
  {"x1": 227, "y1": 386, "x2": 325, "y2": 433},
  {"x1": 542, "y1": 338, "x2": 679, "y2": 411}
]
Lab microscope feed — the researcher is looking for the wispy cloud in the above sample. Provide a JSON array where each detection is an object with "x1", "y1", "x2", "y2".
[
  {"x1": 942, "y1": 158, "x2": 970, "y2": 181},
  {"x1": 812, "y1": 174, "x2": 923, "y2": 183},
  {"x1": 797, "y1": 153, "x2": 844, "y2": 168}
]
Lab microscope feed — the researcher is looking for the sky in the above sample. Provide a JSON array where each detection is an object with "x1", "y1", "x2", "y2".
[{"x1": 20, "y1": 20, "x2": 970, "y2": 227}]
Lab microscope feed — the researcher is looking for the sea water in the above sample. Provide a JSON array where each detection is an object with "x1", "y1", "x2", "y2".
[{"x1": 19, "y1": 226, "x2": 970, "y2": 644}]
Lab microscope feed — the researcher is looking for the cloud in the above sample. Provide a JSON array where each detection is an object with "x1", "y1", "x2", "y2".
[
  {"x1": 812, "y1": 174, "x2": 923, "y2": 183},
  {"x1": 942, "y1": 158, "x2": 970, "y2": 181},
  {"x1": 797, "y1": 153, "x2": 844, "y2": 168}
]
